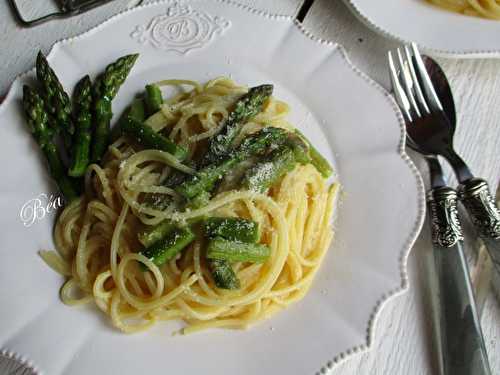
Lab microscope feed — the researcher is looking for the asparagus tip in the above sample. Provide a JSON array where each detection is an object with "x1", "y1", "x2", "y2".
[
  {"x1": 36, "y1": 50, "x2": 45, "y2": 62},
  {"x1": 246, "y1": 84, "x2": 273, "y2": 99},
  {"x1": 128, "y1": 53, "x2": 140, "y2": 63}
]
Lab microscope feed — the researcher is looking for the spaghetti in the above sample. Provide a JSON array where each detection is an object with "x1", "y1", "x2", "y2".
[
  {"x1": 427, "y1": 0, "x2": 500, "y2": 19},
  {"x1": 40, "y1": 78, "x2": 339, "y2": 334}
]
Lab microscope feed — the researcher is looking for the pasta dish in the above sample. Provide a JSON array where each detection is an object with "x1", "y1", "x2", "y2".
[{"x1": 23, "y1": 53, "x2": 338, "y2": 334}]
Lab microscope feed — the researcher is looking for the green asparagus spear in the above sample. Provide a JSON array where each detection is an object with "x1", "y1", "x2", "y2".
[
  {"x1": 208, "y1": 259, "x2": 240, "y2": 289},
  {"x1": 94, "y1": 54, "x2": 140, "y2": 105},
  {"x1": 110, "y1": 98, "x2": 146, "y2": 141},
  {"x1": 287, "y1": 134, "x2": 311, "y2": 165},
  {"x1": 128, "y1": 98, "x2": 146, "y2": 122},
  {"x1": 294, "y1": 129, "x2": 333, "y2": 178},
  {"x1": 142, "y1": 161, "x2": 195, "y2": 209},
  {"x1": 138, "y1": 220, "x2": 176, "y2": 247},
  {"x1": 206, "y1": 237, "x2": 270, "y2": 263},
  {"x1": 68, "y1": 75, "x2": 93, "y2": 177},
  {"x1": 121, "y1": 118, "x2": 188, "y2": 160},
  {"x1": 36, "y1": 51, "x2": 74, "y2": 148},
  {"x1": 144, "y1": 84, "x2": 163, "y2": 116},
  {"x1": 204, "y1": 217, "x2": 260, "y2": 289},
  {"x1": 141, "y1": 167, "x2": 198, "y2": 233},
  {"x1": 22, "y1": 85, "x2": 78, "y2": 201},
  {"x1": 204, "y1": 217, "x2": 259, "y2": 243},
  {"x1": 91, "y1": 53, "x2": 139, "y2": 162},
  {"x1": 140, "y1": 226, "x2": 195, "y2": 267},
  {"x1": 242, "y1": 145, "x2": 296, "y2": 193},
  {"x1": 177, "y1": 127, "x2": 288, "y2": 199},
  {"x1": 139, "y1": 171, "x2": 206, "y2": 246},
  {"x1": 203, "y1": 84, "x2": 273, "y2": 165},
  {"x1": 123, "y1": 98, "x2": 176, "y2": 212},
  {"x1": 139, "y1": 206, "x2": 212, "y2": 250}
]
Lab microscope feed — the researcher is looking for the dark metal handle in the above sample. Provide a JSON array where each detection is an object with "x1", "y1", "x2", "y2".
[
  {"x1": 427, "y1": 187, "x2": 491, "y2": 375},
  {"x1": 459, "y1": 178, "x2": 500, "y2": 273},
  {"x1": 432, "y1": 242, "x2": 492, "y2": 375}
]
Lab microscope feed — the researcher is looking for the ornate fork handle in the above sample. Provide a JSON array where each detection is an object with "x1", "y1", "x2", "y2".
[
  {"x1": 428, "y1": 186, "x2": 464, "y2": 248},
  {"x1": 459, "y1": 178, "x2": 500, "y2": 239},
  {"x1": 459, "y1": 178, "x2": 500, "y2": 272}
]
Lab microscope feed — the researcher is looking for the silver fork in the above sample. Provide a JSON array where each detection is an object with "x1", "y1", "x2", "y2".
[
  {"x1": 390, "y1": 44, "x2": 500, "y2": 269},
  {"x1": 388, "y1": 44, "x2": 491, "y2": 375}
]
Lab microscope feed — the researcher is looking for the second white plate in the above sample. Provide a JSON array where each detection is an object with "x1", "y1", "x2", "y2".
[{"x1": 344, "y1": 0, "x2": 500, "y2": 58}]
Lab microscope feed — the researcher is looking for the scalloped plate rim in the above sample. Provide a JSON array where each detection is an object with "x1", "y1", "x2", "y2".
[{"x1": 0, "y1": 1, "x2": 426, "y2": 374}]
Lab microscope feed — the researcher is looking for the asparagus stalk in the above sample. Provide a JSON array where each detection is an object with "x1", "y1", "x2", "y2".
[
  {"x1": 22, "y1": 85, "x2": 78, "y2": 201},
  {"x1": 209, "y1": 259, "x2": 240, "y2": 290},
  {"x1": 287, "y1": 134, "x2": 311, "y2": 165},
  {"x1": 110, "y1": 98, "x2": 146, "y2": 141},
  {"x1": 206, "y1": 237, "x2": 270, "y2": 263},
  {"x1": 140, "y1": 226, "x2": 195, "y2": 267},
  {"x1": 128, "y1": 98, "x2": 146, "y2": 122},
  {"x1": 91, "y1": 53, "x2": 139, "y2": 162},
  {"x1": 204, "y1": 217, "x2": 259, "y2": 243},
  {"x1": 144, "y1": 161, "x2": 196, "y2": 209},
  {"x1": 138, "y1": 208, "x2": 212, "y2": 251},
  {"x1": 36, "y1": 51, "x2": 74, "y2": 150},
  {"x1": 138, "y1": 220, "x2": 176, "y2": 248},
  {"x1": 144, "y1": 84, "x2": 163, "y2": 116},
  {"x1": 143, "y1": 161, "x2": 198, "y2": 210},
  {"x1": 203, "y1": 84, "x2": 273, "y2": 165},
  {"x1": 118, "y1": 99, "x2": 178, "y2": 216},
  {"x1": 140, "y1": 192, "x2": 209, "y2": 250},
  {"x1": 177, "y1": 127, "x2": 288, "y2": 199},
  {"x1": 68, "y1": 75, "x2": 93, "y2": 177},
  {"x1": 142, "y1": 159, "x2": 201, "y2": 210},
  {"x1": 121, "y1": 118, "x2": 188, "y2": 160},
  {"x1": 243, "y1": 145, "x2": 296, "y2": 193},
  {"x1": 294, "y1": 129, "x2": 333, "y2": 178},
  {"x1": 216, "y1": 133, "x2": 307, "y2": 193},
  {"x1": 204, "y1": 217, "x2": 260, "y2": 289}
]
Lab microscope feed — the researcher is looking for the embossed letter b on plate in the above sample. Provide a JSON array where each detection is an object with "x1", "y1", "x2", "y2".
[{"x1": 131, "y1": 2, "x2": 231, "y2": 54}]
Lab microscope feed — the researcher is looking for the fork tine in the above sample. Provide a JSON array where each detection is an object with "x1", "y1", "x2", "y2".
[
  {"x1": 404, "y1": 45, "x2": 430, "y2": 115},
  {"x1": 388, "y1": 51, "x2": 413, "y2": 122},
  {"x1": 396, "y1": 48, "x2": 422, "y2": 118},
  {"x1": 410, "y1": 43, "x2": 443, "y2": 112}
]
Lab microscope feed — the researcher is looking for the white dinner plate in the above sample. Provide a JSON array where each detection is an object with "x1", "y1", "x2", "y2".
[
  {"x1": 344, "y1": 0, "x2": 500, "y2": 58},
  {"x1": 0, "y1": 1, "x2": 425, "y2": 374}
]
